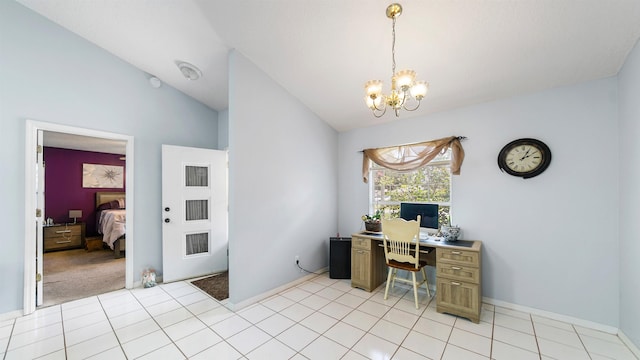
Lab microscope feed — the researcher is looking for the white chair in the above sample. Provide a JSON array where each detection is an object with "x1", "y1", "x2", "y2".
[{"x1": 382, "y1": 215, "x2": 430, "y2": 309}]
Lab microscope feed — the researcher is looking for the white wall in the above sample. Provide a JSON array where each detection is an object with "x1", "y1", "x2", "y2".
[
  {"x1": 227, "y1": 51, "x2": 338, "y2": 305},
  {"x1": 338, "y1": 77, "x2": 620, "y2": 327},
  {"x1": 618, "y1": 39, "x2": 640, "y2": 347},
  {"x1": 0, "y1": 1, "x2": 218, "y2": 314}
]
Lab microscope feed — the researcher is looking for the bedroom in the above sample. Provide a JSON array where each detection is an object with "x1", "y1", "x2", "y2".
[{"x1": 41, "y1": 132, "x2": 127, "y2": 306}]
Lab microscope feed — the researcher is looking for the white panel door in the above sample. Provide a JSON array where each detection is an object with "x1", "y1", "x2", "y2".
[{"x1": 162, "y1": 145, "x2": 228, "y2": 283}]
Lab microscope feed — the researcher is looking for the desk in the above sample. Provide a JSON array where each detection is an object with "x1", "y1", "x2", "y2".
[{"x1": 351, "y1": 231, "x2": 482, "y2": 323}]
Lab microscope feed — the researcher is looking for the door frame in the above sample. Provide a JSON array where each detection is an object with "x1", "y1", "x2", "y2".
[{"x1": 24, "y1": 119, "x2": 135, "y2": 314}]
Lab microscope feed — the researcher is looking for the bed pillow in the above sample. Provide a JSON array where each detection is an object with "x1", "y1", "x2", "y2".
[{"x1": 97, "y1": 200, "x2": 121, "y2": 211}]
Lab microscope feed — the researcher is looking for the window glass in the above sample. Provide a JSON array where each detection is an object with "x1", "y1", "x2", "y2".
[{"x1": 370, "y1": 149, "x2": 451, "y2": 226}]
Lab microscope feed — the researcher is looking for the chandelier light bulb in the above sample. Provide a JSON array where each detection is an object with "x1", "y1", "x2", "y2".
[
  {"x1": 410, "y1": 81, "x2": 428, "y2": 100},
  {"x1": 365, "y1": 80, "x2": 383, "y2": 98},
  {"x1": 394, "y1": 69, "x2": 416, "y2": 91},
  {"x1": 365, "y1": 95, "x2": 383, "y2": 110}
]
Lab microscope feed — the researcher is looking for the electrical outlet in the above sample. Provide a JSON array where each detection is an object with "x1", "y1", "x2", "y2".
[{"x1": 295, "y1": 255, "x2": 299, "y2": 264}]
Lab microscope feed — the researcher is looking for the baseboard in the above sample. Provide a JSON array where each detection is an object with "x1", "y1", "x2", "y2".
[
  {"x1": 483, "y1": 297, "x2": 618, "y2": 334},
  {"x1": 225, "y1": 267, "x2": 328, "y2": 312},
  {"x1": 0, "y1": 309, "x2": 23, "y2": 322},
  {"x1": 618, "y1": 330, "x2": 640, "y2": 358}
]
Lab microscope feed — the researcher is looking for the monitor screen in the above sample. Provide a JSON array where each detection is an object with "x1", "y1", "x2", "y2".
[{"x1": 400, "y1": 203, "x2": 439, "y2": 230}]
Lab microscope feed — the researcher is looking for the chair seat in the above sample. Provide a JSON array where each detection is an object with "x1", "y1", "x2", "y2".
[{"x1": 387, "y1": 260, "x2": 427, "y2": 272}]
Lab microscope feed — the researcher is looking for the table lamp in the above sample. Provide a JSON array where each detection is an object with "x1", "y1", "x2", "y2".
[{"x1": 68, "y1": 210, "x2": 82, "y2": 224}]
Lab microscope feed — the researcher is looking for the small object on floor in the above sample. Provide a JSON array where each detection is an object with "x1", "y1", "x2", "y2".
[
  {"x1": 142, "y1": 268, "x2": 157, "y2": 288},
  {"x1": 85, "y1": 237, "x2": 103, "y2": 252}
]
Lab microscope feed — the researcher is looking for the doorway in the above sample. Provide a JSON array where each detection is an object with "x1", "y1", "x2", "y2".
[{"x1": 24, "y1": 120, "x2": 134, "y2": 314}]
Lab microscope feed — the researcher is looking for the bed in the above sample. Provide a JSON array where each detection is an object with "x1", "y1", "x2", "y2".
[{"x1": 96, "y1": 192, "x2": 126, "y2": 258}]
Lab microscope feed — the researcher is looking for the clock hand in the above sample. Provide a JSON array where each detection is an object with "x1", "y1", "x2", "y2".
[
  {"x1": 523, "y1": 150, "x2": 539, "y2": 159},
  {"x1": 520, "y1": 149, "x2": 530, "y2": 161}
]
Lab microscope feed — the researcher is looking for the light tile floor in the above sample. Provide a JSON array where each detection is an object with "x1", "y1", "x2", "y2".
[{"x1": 1, "y1": 272, "x2": 637, "y2": 359}]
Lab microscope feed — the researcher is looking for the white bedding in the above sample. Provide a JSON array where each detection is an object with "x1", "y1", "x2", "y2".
[{"x1": 98, "y1": 209, "x2": 126, "y2": 249}]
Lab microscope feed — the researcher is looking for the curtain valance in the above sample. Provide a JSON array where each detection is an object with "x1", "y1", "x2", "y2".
[{"x1": 362, "y1": 136, "x2": 465, "y2": 183}]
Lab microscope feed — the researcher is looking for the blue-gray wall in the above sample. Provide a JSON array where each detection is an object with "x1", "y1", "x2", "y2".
[
  {"x1": 0, "y1": 1, "x2": 218, "y2": 313},
  {"x1": 618, "y1": 38, "x2": 640, "y2": 348},
  {"x1": 227, "y1": 50, "x2": 338, "y2": 305}
]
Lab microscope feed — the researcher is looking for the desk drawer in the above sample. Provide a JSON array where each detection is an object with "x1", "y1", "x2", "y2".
[
  {"x1": 44, "y1": 233, "x2": 81, "y2": 250},
  {"x1": 352, "y1": 236, "x2": 371, "y2": 250},
  {"x1": 437, "y1": 248, "x2": 479, "y2": 267},
  {"x1": 436, "y1": 262, "x2": 480, "y2": 283}
]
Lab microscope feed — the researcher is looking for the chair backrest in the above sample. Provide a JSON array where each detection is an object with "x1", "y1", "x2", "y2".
[{"x1": 382, "y1": 216, "x2": 421, "y2": 268}]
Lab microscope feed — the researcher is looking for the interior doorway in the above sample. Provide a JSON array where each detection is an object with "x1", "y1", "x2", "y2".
[{"x1": 24, "y1": 120, "x2": 134, "y2": 314}]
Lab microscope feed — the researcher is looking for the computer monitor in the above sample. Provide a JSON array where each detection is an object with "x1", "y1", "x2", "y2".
[{"x1": 400, "y1": 202, "x2": 439, "y2": 233}]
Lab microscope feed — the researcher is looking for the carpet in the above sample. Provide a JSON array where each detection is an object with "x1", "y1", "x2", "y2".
[
  {"x1": 43, "y1": 248, "x2": 125, "y2": 307},
  {"x1": 191, "y1": 272, "x2": 228, "y2": 301}
]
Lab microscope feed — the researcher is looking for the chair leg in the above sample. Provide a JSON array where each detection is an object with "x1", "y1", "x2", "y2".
[
  {"x1": 421, "y1": 268, "x2": 430, "y2": 297},
  {"x1": 384, "y1": 267, "x2": 393, "y2": 300},
  {"x1": 412, "y1": 272, "x2": 419, "y2": 309},
  {"x1": 391, "y1": 268, "x2": 398, "y2": 289}
]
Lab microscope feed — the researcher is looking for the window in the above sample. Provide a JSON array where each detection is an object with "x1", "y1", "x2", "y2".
[{"x1": 370, "y1": 149, "x2": 451, "y2": 227}]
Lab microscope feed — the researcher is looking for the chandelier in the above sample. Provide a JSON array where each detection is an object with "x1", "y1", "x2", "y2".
[{"x1": 364, "y1": 3, "x2": 428, "y2": 118}]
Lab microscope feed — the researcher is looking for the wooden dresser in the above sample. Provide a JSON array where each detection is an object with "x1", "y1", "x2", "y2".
[
  {"x1": 43, "y1": 223, "x2": 85, "y2": 252},
  {"x1": 351, "y1": 231, "x2": 483, "y2": 323}
]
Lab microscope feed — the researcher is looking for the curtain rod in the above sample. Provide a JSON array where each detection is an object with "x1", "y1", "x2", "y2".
[{"x1": 358, "y1": 136, "x2": 467, "y2": 153}]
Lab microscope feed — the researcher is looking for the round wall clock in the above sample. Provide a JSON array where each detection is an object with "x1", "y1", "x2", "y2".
[{"x1": 497, "y1": 138, "x2": 551, "y2": 179}]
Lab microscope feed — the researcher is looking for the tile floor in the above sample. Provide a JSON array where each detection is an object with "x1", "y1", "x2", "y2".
[{"x1": 1, "y1": 272, "x2": 637, "y2": 359}]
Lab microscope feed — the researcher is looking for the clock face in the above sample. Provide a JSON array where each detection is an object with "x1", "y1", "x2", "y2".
[{"x1": 498, "y1": 138, "x2": 551, "y2": 178}]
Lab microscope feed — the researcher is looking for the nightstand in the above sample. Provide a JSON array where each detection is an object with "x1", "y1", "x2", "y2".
[{"x1": 43, "y1": 223, "x2": 85, "y2": 252}]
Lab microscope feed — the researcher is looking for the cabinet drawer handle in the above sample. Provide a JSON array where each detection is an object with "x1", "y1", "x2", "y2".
[
  {"x1": 357, "y1": 250, "x2": 365, "y2": 254},
  {"x1": 55, "y1": 230, "x2": 72, "y2": 234},
  {"x1": 451, "y1": 251, "x2": 462, "y2": 255},
  {"x1": 55, "y1": 240, "x2": 72, "y2": 244},
  {"x1": 451, "y1": 281, "x2": 461, "y2": 286},
  {"x1": 451, "y1": 266, "x2": 462, "y2": 270}
]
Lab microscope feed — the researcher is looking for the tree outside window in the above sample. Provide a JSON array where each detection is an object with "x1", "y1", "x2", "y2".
[{"x1": 370, "y1": 149, "x2": 451, "y2": 227}]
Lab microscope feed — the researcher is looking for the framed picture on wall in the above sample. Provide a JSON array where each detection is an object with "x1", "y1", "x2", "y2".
[{"x1": 82, "y1": 164, "x2": 124, "y2": 188}]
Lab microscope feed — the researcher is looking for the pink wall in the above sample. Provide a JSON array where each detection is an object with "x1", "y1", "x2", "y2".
[{"x1": 44, "y1": 147, "x2": 126, "y2": 236}]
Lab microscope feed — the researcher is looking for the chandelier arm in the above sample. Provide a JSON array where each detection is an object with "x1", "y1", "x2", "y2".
[
  {"x1": 372, "y1": 106, "x2": 387, "y2": 118},
  {"x1": 402, "y1": 94, "x2": 421, "y2": 112}
]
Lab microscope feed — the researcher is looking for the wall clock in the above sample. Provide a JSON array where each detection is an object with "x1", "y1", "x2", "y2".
[{"x1": 497, "y1": 138, "x2": 551, "y2": 179}]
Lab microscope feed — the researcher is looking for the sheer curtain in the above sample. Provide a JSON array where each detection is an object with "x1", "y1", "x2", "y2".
[{"x1": 362, "y1": 136, "x2": 465, "y2": 183}]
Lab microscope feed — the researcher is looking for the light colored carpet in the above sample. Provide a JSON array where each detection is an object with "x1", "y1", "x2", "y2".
[{"x1": 42, "y1": 248, "x2": 125, "y2": 307}]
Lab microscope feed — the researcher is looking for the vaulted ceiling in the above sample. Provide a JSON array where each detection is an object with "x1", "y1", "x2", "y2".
[{"x1": 17, "y1": 0, "x2": 640, "y2": 132}]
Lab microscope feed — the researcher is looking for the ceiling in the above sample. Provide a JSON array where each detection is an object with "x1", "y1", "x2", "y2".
[{"x1": 16, "y1": 0, "x2": 640, "y2": 132}]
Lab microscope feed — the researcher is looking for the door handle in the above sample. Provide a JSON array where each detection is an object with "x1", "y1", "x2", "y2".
[{"x1": 164, "y1": 218, "x2": 170, "y2": 223}]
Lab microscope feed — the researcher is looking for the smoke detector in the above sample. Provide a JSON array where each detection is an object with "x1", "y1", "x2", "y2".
[{"x1": 175, "y1": 61, "x2": 202, "y2": 80}]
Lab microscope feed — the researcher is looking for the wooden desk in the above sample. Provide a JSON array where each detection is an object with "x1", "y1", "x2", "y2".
[{"x1": 351, "y1": 231, "x2": 482, "y2": 323}]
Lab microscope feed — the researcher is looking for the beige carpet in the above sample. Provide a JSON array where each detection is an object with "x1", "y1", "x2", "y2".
[{"x1": 42, "y1": 247, "x2": 125, "y2": 307}]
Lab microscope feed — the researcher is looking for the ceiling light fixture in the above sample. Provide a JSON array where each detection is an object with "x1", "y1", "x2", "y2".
[
  {"x1": 176, "y1": 61, "x2": 202, "y2": 80},
  {"x1": 364, "y1": 3, "x2": 428, "y2": 118}
]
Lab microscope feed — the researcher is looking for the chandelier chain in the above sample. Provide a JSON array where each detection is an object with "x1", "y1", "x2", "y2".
[{"x1": 391, "y1": 16, "x2": 396, "y2": 79}]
